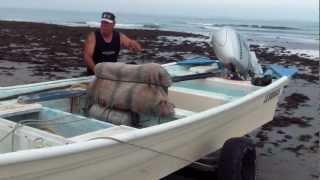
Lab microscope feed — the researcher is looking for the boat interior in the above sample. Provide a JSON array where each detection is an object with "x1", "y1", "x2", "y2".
[{"x1": 0, "y1": 77, "x2": 260, "y2": 154}]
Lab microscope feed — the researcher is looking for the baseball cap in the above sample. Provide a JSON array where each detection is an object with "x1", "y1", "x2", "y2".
[{"x1": 101, "y1": 12, "x2": 115, "y2": 23}]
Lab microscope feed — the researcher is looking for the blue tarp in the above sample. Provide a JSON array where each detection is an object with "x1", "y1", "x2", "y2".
[
  {"x1": 268, "y1": 64, "x2": 297, "y2": 77},
  {"x1": 177, "y1": 57, "x2": 220, "y2": 66}
]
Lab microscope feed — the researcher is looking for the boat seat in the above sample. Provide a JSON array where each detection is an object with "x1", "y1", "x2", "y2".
[
  {"x1": 0, "y1": 102, "x2": 42, "y2": 118},
  {"x1": 138, "y1": 108, "x2": 195, "y2": 128},
  {"x1": 174, "y1": 108, "x2": 195, "y2": 117}
]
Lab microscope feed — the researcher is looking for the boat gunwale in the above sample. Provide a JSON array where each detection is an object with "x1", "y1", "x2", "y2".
[{"x1": 0, "y1": 76, "x2": 93, "y2": 100}]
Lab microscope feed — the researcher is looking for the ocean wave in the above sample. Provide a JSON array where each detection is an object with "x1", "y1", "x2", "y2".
[
  {"x1": 66, "y1": 21, "x2": 147, "y2": 29},
  {"x1": 142, "y1": 23, "x2": 161, "y2": 29},
  {"x1": 116, "y1": 23, "x2": 143, "y2": 29},
  {"x1": 70, "y1": 21, "x2": 87, "y2": 25},
  {"x1": 65, "y1": 21, "x2": 162, "y2": 30},
  {"x1": 188, "y1": 22, "x2": 302, "y2": 31},
  {"x1": 233, "y1": 28, "x2": 313, "y2": 36},
  {"x1": 117, "y1": 23, "x2": 163, "y2": 30},
  {"x1": 211, "y1": 24, "x2": 300, "y2": 30},
  {"x1": 61, "y1": 21, "x2": 100, "y2": 27},
  {"x1": 33, "y1": 19, "x2": 317, "y2": 42}
]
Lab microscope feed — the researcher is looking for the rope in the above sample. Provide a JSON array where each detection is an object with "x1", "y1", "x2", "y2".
[
  {"x1": 94, "y1": 77, "x2": 169, "y2": 89},
  {"x1": 89, "y1": 136, "x2": 214, "y2": 169},
  {"x1": 0, "y1": 123, "x2": 23, "y2": 144},
  {"x1": 0, "y1": 117, "x2": 214, "y2": 169},
  {"x1": 0, "y1": 114, "x2": 88, "y2": 145}
]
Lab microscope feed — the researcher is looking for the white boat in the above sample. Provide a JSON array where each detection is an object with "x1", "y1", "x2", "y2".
[{"x1": 0, "y1": 28, "x2": 296, "y2": 180}]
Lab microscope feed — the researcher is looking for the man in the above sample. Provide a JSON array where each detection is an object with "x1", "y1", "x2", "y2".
[{"x1": 83, "y1": 12, "x2": 143, "y2": 75}]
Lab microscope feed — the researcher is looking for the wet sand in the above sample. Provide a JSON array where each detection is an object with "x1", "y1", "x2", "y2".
[{"x1": 0, "y1": 20, "x2": 319, "y2": 180}]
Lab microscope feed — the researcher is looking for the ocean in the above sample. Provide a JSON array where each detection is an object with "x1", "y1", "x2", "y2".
[{"x1": 0, "y1": 7, "x2": 319, "y2": 51}]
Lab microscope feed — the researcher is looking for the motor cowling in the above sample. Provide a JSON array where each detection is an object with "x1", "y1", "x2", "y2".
[{"x1": 210, "y1": 27, "x2": 263, "y2": 79}]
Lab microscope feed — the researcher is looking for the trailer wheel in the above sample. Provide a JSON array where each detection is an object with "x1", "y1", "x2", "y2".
[{"x1": 218, "y1": 137, "x2": 256, "y2": 180}]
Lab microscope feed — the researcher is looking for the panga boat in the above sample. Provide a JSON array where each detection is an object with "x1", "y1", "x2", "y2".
[{"x1": 0, "y1": 28, "x2": 296, "y2": 180}]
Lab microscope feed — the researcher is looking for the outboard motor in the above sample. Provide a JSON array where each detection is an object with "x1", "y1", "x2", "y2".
[{"x1": 210, "y1": 27, "x2": 271, "y2": 85}]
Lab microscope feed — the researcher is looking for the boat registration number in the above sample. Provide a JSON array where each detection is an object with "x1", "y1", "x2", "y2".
[{"x1": 263, "y1": 89, "x2": 281, "y2": 103}]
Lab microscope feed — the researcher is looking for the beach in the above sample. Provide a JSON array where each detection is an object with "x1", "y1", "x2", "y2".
[{"x1": 0, "y1": 20, "x2": 319, "y2": 180}]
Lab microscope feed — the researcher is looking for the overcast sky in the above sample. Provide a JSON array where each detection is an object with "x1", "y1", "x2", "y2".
[{"x1": 0, "y1": 0, "x2": 318, "y2": 21}]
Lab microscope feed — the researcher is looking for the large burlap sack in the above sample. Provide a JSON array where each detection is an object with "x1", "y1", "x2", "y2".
[
  {"x1": 88, "y1": 78, "x2": 175, "y2": 117},
  {"x1": 95, "y1": 62, "x2": 172, "y2": 87},
  {"x1": 89, "y1": 104, "x2": 138, "y2": 126}
]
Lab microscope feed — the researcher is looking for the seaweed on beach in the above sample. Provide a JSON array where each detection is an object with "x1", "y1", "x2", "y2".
[
  {"x1": 279, "y1": 93, "x2": 310, "y2": 111},
  {"x1": 298, "y1": 134, "x2": 313, "y2": 142},
  {"x1": 294, "y1": 73, "x2": 319, "y2": 83},
  {"x1": 0, "y1": 20, "x2": 217, "y2": 79},
  {"x1": 0, "y1": 66, "x2": 16, "y2": 70},
  {"x1": 267, "y1": 115, "x2": 311, "y2": 128},
  {"x1": 283, "y1": 145, "x2": 305, "y2": 156}
]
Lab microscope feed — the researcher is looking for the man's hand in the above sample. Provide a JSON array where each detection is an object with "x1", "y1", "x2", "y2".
[
  {"x1": 128, "y1": 39, "x2": 143, "y2": 52},
  {"x1": 120, "y1": 33, "x2": 143, "y2": 52}
]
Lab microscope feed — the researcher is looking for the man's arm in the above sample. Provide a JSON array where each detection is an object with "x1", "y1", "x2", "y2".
[
  {"x1": 120, "y1": 33, "x2": 143, "y2": 52},
  {"x1": 83, "y1": 32, "x2": 96, "y2": 73}
]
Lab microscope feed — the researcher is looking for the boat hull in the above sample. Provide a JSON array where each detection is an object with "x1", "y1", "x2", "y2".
[{"x1": 0, "y1": 76, "x2": 289, "y2": 180}]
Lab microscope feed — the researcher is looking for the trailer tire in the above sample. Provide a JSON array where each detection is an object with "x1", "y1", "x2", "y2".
[{"x1": 218, "y1": 137, "x2": 256, "y2": 180}]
